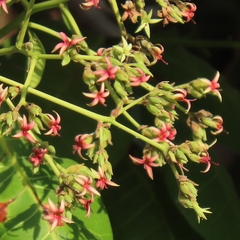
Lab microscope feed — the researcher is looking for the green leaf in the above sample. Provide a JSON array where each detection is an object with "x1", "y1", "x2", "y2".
[
  {"x1": 25, "y1": 30, "x2": 46, "y2": 88},
  {"x1": 0, "y1": 137, "x2": 113, "y2": 240}
]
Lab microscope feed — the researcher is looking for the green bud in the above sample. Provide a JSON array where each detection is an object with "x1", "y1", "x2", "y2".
[
  {"x1": 146, "y1": 104, "x2": 162, "y2": 116},
  {"x1": 48, "y1": 145, "x2": 56, "y2": 155},
  {"x1": 175, "y1": 149, "x2": 188, "y2": 164},
  {"x1": 116, "y1": 69, "x2": 129, "y2": 82},
  {"x1": 157, "y1": 82, "x2": 174, "y2": 91},
  {"x1": 82, "y1": 67, "x2": 96, "y2": 86},
  {"x1": 114, "y1": 80, "x2": 128, "y2": 100},
  {"x1": 26, "y1": 103, "x2": 42, "y2": 116},
  {"x1": 178, "y1": 192, "x2": 193, "y2": 208},
  {"x1": 5, "y1": 111, "x2": 13, "y2": 126},
  {"x1": 8, "y1": 86, "x2": 20, "y2": 99}
]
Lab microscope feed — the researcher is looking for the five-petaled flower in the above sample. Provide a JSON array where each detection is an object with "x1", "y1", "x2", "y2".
[
  {"x1": 80, "y1": 0, "x2": 100, "y2": 10},
  {"x1": 83, "y1": 83, "x2": 110, "y2": 106},
  {"x1": 95, "y1": 166, "x2": 119, "y2": 190},
  {"x1": 94, "y1": 57, "x2": 118, "y2": 82},
  {"x1": 43, "y1": 199, "x2": 74, "y2": 232},
  {"x1": 0, "y1": 0, "x2": 8, "y2": 14},
  {"x1": 121, "y1": 0, "x2": 141, "y2": 23},
  {"x1": 129, "y1": 154, "x2": 160, "y2": 179},
  {"x1": 73, "y1": 133, "x2": 95, "y2": 159},
  {"x1": 129, "y1": 68, "x2": 151, "y2": 86},
  {"x1": 29, "y1": 148, "x2": 48, "y2": 167},
  {"x1": 75, "y1": 175, "x2": 100, "y2": 196},
  {"x1": 52, "y1": 32, "x2": 86, "y2": 56},
  {"x1": 149, "y1": 122, "x2": 177, "y2": 142},
  {"x1": 202, "y1": 71, "x2": 222, "y2": 101},
  {"x1": 44, "y1": 111, "x2": 61, "y2": 136},
  {"x1": 13, "y1": 115, "x2": 36, "y2": 143}
]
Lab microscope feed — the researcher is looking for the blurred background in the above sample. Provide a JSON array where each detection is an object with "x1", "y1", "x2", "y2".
[{"x1": 1, "y1": 0, "x2": 240, "y2": 239}]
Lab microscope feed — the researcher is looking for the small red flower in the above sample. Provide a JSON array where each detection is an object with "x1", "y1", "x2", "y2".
[
  {"x1": 44, "y1": 111, "x2": 61, "y2": 136},
  {"x1": 0, "y1": 84, "x2": 8, "y2": 106},
  {"x1": 129, "y1": 68, "x2": 151, "y2": 86},
  {"x1": 181, "y1": 3, "x2": 197, "y2": 23},
  {"x1": 150, "y1": 44, "x2": 168, "y2": 65},
  {"x1": 78, "y1": 194, "x2": 94, "y2": 218},
  {"x1": 29, "y1": 148, "x2": 48, "y2": 167},
  {"x1": 202, "y1": 71, "x2": 222, "y2": 101},
  {"x1": 13, "y1": 115, "x2": 36, "y2": 143},
  {"x1": 199, "y1": 152, "x2": 219, "y2": 173},
  {"x1": 75, "y1": 175, "x2": 100, "y2": 197},
  {"x1": 95, "y1": 167, "x2": 119, "y2": 190},
  {"x1": 0, "y1": 0, "x2": 8, "y2": 14},
  {"x1": 73, "y1": 134, "x2": 95, "y2": 159},
  {"x1": 80, "y1": 0, "x2": 100, "y2": 10},
  {"x1": 83, "y1": 83, "x2": 110, "y2": 106},
  {"x1": 52, "y1": 32, "x2": 86, "y2": 56},
  {"x1": 94, "y1": 57, "x2": 118, "y2": 82},
  {"x1": 43, "y1": 199, "x2": 73, "y2": 232},
  {"x1": 129, "y1": 154, "x2": 160, "y2": 179},
  {"x1": 149, "y1": 122, "x2": 177, "y2": 143},
  {"x1": 173, "y1": 88, "x2": 196, "y2": 113}
]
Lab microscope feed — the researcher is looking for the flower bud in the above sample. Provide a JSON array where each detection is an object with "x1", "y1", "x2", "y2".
[
  {"x1": 26, "y1": 103, "x2": 42, "y2": 116},
  {"x1": 113, "y1": 80, "x2": 128, "y2": 100},
  {"x1": 146, "y1": 104, "x2": 162, "y2": 116},
  {"x1": 8, "y1": 86, "x2": 20, "y2": 99},
  {"x1": 82, "y1": 67, "x2": 96, "y2": 86}
]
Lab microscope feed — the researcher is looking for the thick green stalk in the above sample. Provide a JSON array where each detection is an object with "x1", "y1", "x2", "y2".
[
  {"x1": 108, "y1": 0, "x2": 127, "y2": 37},
  {"x1": 0, "y1": 75, "x2": 168, "y2": 153},
  {"x1": 16, "y1": 0, "x2": 35, "y2": 49}
]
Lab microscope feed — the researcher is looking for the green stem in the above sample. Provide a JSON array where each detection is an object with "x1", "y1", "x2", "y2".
[
  {"x1": 44, "y1": 154, "x2": 61, "y2": 178},
  {"x1": 105, "y1": 81, "x2": 140, "y2": 129},
  {"x1": 59, "y1": 3, "x2": 81, "y2": 36},
  {"x1": 28, "y1": 22, "x2": 61, "y2": 39},
  {"x1": 0, "y1": 76, "x2": 168, "y2": 153},
  {"x1": 168, "y1": 161, "x2": 180, "y2": 179},
  {"x1": 108, "y1": 0, "x2": 127, "y2": 37},
  {"x1": 119, "y1": 94, "x2": 147, "y2": 114},
  {"x1": 16, "y1": 0, "x2": 35, "y2": 50},
  {"x1": 18, "y1": 57, "x2": 38, "y2": 107},
  {"x1": 32, "y1": 0, "x2": 69, "y2": 13}
]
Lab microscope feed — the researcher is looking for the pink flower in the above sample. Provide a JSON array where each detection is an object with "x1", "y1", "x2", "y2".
[
  {"x1": 129, "y1": 69, "x2": 151, "y2": 86},
  {"x1": 173, "y1": 88, "x2": 195, "y2": 113},
  {"x1": 75, "y1": 175, "x2": 100, "y2": 196},
  {"x1": 149, "y1": 122, "x2": 177, "y2": 142},
  {"x1": 73, "y1": 134, "x2": 95, "y2": 159},
  {"x1": 44, "y1": 111, "x2": 61, "y2": 136},
  {"x1": 199, "y1": 152, "x2": 219, "y2": 173},
  {"x1": 78, "y1": 195, "x2": 94, "y2": 218},
  {"x1": 181, "y1": 3, "x2": 197, "y2": 23},
  {"x1": 43, "y1": 199, "x2": 74, "y2": 232},
  {"x1": 202, "y1": 71, "x2": 222, "y2": 101},
  {"x1": 13, "y1": 115, "x2": 36, "y2": 143},
  {"x1": 95, "y1": 167, "x2": 119, "y2": 190},
  {"x1": 0, "y1": 0, "x2": 8, "y2": 14},
  {"x1": 29, "y1": 148, "x2": 48, "y2": 167},
  {"x1": 80, "y1": 0, "x2": 100, "y2": 10},
  {"x1": 52, "y1": 32, "x2": 86, "y2": 56},
  {"x1": 0, "y1": 84, "x2": 8, "y2": 106},
  {"x1": 150, "y1": 44, "x2": 168, "y2": 65},
  {"x1": 129, "y1": 154, "x2": 160, "y2": 179},
  {"x1": 83, "y1": 83, "x2": 110, "y2": 106},
  {"x1": 94, "y1": 57, "x2": 118, "y2": 82}
]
